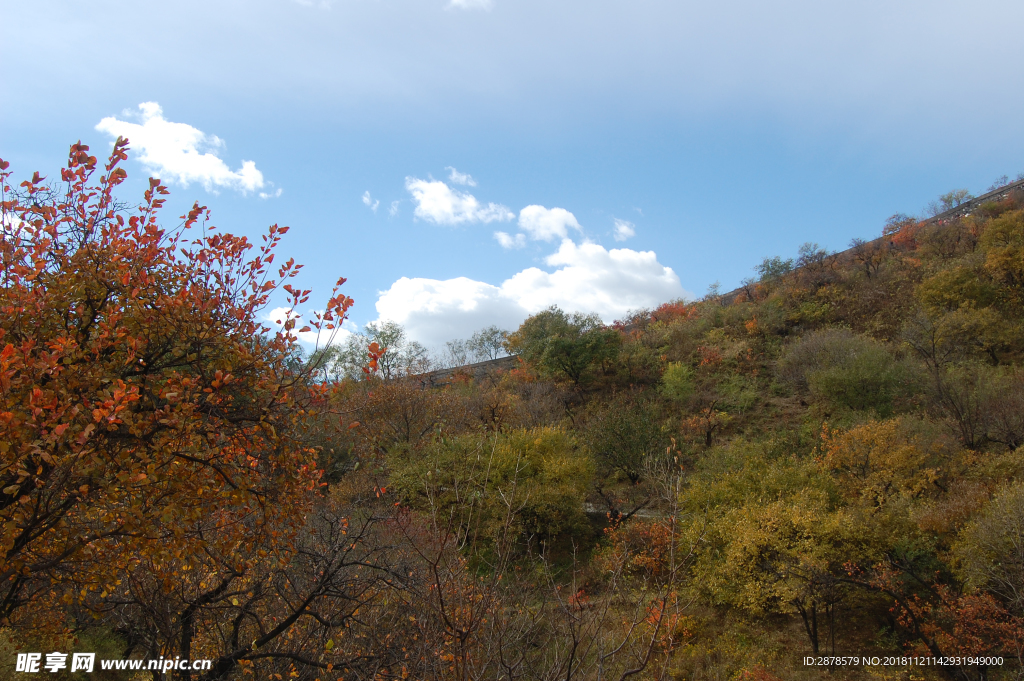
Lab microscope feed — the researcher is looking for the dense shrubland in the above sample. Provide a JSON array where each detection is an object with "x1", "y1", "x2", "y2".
[
  {"x1": 324, "y1": 182, "x2": 1024, "y2": 680},
  {"x1": 3, "y1": 143, "x2": 1024, "y2": 680}
]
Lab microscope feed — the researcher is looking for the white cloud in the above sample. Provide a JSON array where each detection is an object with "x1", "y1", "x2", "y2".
[
  {"x1": 517, "y1": 205, "x2": 582, "y2": 241},
  {"x1": 446, "y1": 166, "x2": 477, "y2": 186},
  {"x1": 362, "y1": 190, "x2": 380, "y2": 212},
  {"x1": 613, "y1": 218, "x2": 636, "y2": 241},
  {"x1": 507, "y1": 239, "x2": 684, "y2": 316},
  {"x1": 95, "y1": 102, "x2": 268, "y2": 194},
  {"x1": 494, "y1": 231, "x2": 527, "y2": 249},
  {"x1": 376, "y1": 277, "x2": 522, "y2": 347},
  {"x1": 259, "y1": 187, "x2": 283, "y2": 200},
  {"x1": 374, "y1": 239, "x2": 688, "y2": 347},
  {"x1": 405, "y1": 177, "x2": 514, "y2": 225},
  {"x1": 447, "y1": 0, "x2": 493, "y2": 9},
  {"x1": 2, "y1": 214, "x2": 31, "y2": 244},
  {"x1": 389, "y1": 200, "x2": 401, "y2": 217},
  {"x1": 266, "y1": 307, "x2": 355, "y2": 347}
]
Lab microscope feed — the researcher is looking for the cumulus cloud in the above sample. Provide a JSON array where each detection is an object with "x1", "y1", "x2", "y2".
[
  {"x1": 389, "y1": 200, "x2": 401, "y2": 217},
  {"x1": 95, "y1": 102, "x2": 268, "y2": 194},
  {"x1": 374, "y1": 239, "x2": 688, "y2": 347},
  {"x1": 362, "y1": 190, "x2": 380, "y2": 212},
  {"x1": 405, "y1": 177, "x2": 514, "y2": 225},
  {"x1": 447, "y1": 0, "x2": 493, "y2": 9},
  {"x1": 265, "y1": 307, "x2": 356, "y2": 347},
  {"x1": 494, "y1": 231, "x2": 527, "y2": 249},
  {"x1": 446, "y1": 166, "x2": 477, "y2": 186},
  {"x1": 507, "y1": 239, "x2": 684, "y2": 316},
  {"x1": 613, "y1": 218, "x2": 636, "y2": 241},
  {"x1": 375, "y1": 277, "x2": 522, "y2": 347},
  {"x1": 517, "y1": 205, "x2": 582, "y2": 241}
]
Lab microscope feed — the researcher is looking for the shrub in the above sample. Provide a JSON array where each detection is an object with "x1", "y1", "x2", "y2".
[
  {"x1": 953, "y1": 481, "x2": 1024, "y2": 616},
  {"x1": 916, "y1": 266, "x2": 997, "y2": 315},
  {"x1": 507, "y1": 306, "x2": 620, "y2": 387},
  {"x1": 660, "y1": 362, "x2": 695, "y2": 403},
  {"x1": 388, "y1": 427, "x2": 593, "y2": 548},
  {"x1": 581, "y1": 393, "x2": 668, "y2": 483},
  {"x1": 778, "y1": 328, "x2": 921, "y2": 416}
]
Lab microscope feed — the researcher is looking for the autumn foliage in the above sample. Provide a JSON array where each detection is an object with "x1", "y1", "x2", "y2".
[
  {"x1": 0, "y1": 139, "x2": 351, "y2": 625},
  {"x1": 4, "y1": 140, "x2": 1024, "y2": 681}
]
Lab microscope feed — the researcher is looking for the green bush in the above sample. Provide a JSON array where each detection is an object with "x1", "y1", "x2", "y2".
[
  {"x1": 506, "y1": 306, "x2": 620, "y2": 387},
  {"x1": 953, "y1": 480, "x2": 1024, "y2": 616},
  {"x1": 581, "y1": 393, "x2": 668, "y2": 483},
  {"x1": 778, "y1": 328, "x2": 922, "y2": 416},
  {"x1": 659, "y1": 362, "x2": 695, "y2": 403},
  {"x1": 388, "y1": 427, "x2": 593, "y2": 547},
  {"x1": 916, "y1": 266, "x2": 997, "y2": 315}
]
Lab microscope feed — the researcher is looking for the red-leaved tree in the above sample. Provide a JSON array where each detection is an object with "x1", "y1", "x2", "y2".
[{"x1": 0, "y1": 138, "x2": 352, "y2": 627}]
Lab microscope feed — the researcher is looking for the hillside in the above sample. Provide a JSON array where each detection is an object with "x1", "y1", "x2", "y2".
[
  {"x1": 326, "y1": 179, "x2": 1024, "y2": 680},
  {"x1": 5, "y1": 147, "x2": 1024, "y2": 681}
]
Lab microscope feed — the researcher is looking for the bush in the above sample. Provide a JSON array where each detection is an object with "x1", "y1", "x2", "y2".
[
  {"x1": 916, "y1": 266, "x2": 996, "y2": 315},
  {"x1": 0, "y1": 141, "x2": 346, "y2": 627},
  {"x1": 388, "y1": 427, "x2": 593, "y2": 548},
  {"x1": 936, "y1": 363, "x2": 1024, "y2": 449},
  {"x1": 778, "y1": 328, "x2": 922, "y2": 416},
  {"x1": 982, "y1": 208, "x2": 1024, "y2": 304},
  {"x1": 953, "y1": 481, "x2": 1024, "y2": 616},
  {"x1": 659, "y1": 362, "x2": 695, "y2": 403},
  {"x1": 581, "y1": 393, "x2": 668, "y2": 483},
  {"x1": 507, "y1": 306, "x2": 620, "y2": 387}
]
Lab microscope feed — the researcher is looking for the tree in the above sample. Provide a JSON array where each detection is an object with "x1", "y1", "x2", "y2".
[
  {"x1": 794, "y1": 242, "x2": 839, "y2": 288},
  {"x1": 506, "y1": 307, "x2": 620, "y2": 388},
  {"x1": 988, "y1": 175, "x2": 1010, "y2": 192},
  {"x1": 365, "y1": 320, "x2": 430, "y2": 379},
  {"x1": 684, "y1": 440, "x2": 858, "y2": 657},
  {"x1": 848, "y1": 558, "x2": 1023, "y2": 681},
  {"x1": 954, "y1": 481, "x2": 1024, "y2": 617},
  {"x1": 581, "y1": 393, "x2": 666, "y2": 522},
  {"x1": 820, "y1": 418, "x2": 946, "y2": 507},
  {"x1": 432, "y1": 326, "x2": 510, "y2": 371},
  {"x1": 755, "y1": 255, "x2": 793, "y2": 282},
  {"x1": 916, "y1": 266, "x2": 997, "y2": 315},
  {"x1": 714, "y1": 496, "x2": 851, "y2": 655},
  {"x1": 311, "y1": 319, "x2": 428, "y2": 381},
  {"x1": 849, "y1": 237, "x2": 884, "y2": 278},
  {"x1": 0, "y1": 140, "x2": 351, "y2": 626},
  {"x1": 982, "y1": 209, "x2": 1024, "y2": 306},
  {"x1": 467, "y1": 325, "x2": 510, "y2": 361},
  {"x1": 388, "y1": 427, "x2": 594, "y2": 549},
  {"x1": 85, "y1": 497, "x2": 408, "y2": 681},
  {"x1": 927, "y1": 189, "x2": 975, "y2": 217},
  {"x1": 882, "y1": 212, "x2": 923, "y2": 251},
  {"x1": 583, "y1": 395, "x2": 665, "y2": 484},
  {"x1": 440, "y1": 338, "x2": 471, "y2": 368}
]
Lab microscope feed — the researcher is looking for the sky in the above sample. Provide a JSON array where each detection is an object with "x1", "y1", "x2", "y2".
[{"x1": 2, "y1": 0, "x2": 1023, "y2": 350}]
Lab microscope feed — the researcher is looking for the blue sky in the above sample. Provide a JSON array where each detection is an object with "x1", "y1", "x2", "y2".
[{"x1": 3, "y1": 0, "x2": 1023, "y2": 348}]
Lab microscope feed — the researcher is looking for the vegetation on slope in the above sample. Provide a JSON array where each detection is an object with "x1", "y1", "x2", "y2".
[{"x1": 3, "y1": 141, "x2": 1024, "y2": 681}]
